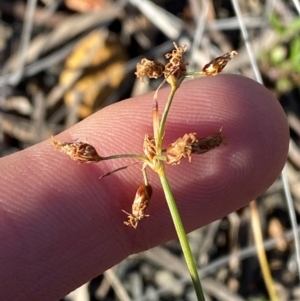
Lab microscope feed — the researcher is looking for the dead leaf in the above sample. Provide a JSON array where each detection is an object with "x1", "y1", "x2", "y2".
[
  {"x1": 60, "y1": 29, "x2": 127, "y2": 118},
  {"x1": 65, "y1": 0, "x2": 105, "y2": 12}
]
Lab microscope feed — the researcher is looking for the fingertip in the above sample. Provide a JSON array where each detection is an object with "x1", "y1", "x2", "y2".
[{"x1": 0, "y1": 74, "x2": 289, "y2": 300}]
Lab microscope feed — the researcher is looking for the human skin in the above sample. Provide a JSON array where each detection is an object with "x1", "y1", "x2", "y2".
[{"x1": 0, "y1": 75, "x2": 289, "y2": 301}]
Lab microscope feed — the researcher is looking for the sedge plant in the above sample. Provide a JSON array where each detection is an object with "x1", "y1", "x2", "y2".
[{"x1": 51, "y1": 43, "x2": 237, "y2": 301}]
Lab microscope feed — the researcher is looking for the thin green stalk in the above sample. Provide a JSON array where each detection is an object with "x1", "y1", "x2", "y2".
[
  {"x1": 101, "y1": 154, "x2": 147, "y2": 161},
  {"x1": 185, "y1": 71, "x2": 204, "y2": 77},
  {"x1": 152, "y1": 99, "x2": 160, "y2": 146},
  {"x1": 157, "y1": 85, "x2": 178, "y2": 153},
  {"x1": 158, "y1": 166, "x2": 205, "y2": 301}
]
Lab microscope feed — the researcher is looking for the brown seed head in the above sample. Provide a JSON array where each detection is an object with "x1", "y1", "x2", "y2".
[
  {"x1": 166, "y1": 133, "x2": 197, "y2": 165},
  {"x1": 202, "y1": 51, "x2": 237, "y2": 76},
  {"x1": 51, "y1": 136, "x2": 102, "y2": 163},
  {"x1": 164, "y1": 42, "x2": 188, "y2": 84},
  {"x1": 166, "y1": 128, "x2": 226, "y2": 164},
  {"x1": 191, "y1": 128, "x2": 225, "y2": 154},
  {"x1": 135, "y1": 58, "x2": 165, "y2": 82},
  {"x1": 143, "y1": 134, "x2": 156, "y2": 161},
  {"x1": 123, "y1": 184, "x2": 153, "y2": 229}
]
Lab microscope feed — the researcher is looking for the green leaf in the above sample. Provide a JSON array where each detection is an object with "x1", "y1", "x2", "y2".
[
  {"x1": 290, "y1": 37, "x2": 300, "y2": 72},
  {"x1": 269, "y1": 13, "x2": 284, "y2": 34}
]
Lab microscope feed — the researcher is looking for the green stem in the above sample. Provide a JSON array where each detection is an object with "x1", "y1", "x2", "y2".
[
  {"x1": 185, "y1": 71, "x2": 204, "y2": 77},
  {"x1": 158, "y1": 166, "x2": 205, "y2": 301},
  {"x1": 101, "y1": 154, "x2": 147, "y2": 161},
  {"x1": 157, "y1": 85, "x2": 178, "y2": 154}
]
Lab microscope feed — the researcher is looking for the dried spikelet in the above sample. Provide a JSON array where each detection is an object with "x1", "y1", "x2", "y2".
[
  {"x1": 122, "y1": 184, "x2": 152, "y2": 229},
  {"x1": 143, "y1": 134, "x2": 156, "y2": 161},
  {"x1": 51, "y1": 136, "x2": 102, "y2": 163},
  {"x1": 202, "y1": 51, "x2": 237, "y2": 76},
  {"x1": 135, "y1": 58, "x2": 165, "y2": 82},
  {"x1": 191, "y1": 128, "x2": 225, "y2": 154},
  {"x1": 166, "y1": 129, "x2": 225, "y2": 164},
  {"x1": 164, "y1": 42, "x2": 188, "y2": 84},
  {"x1": 166, "y1": 133, "x2": 197, "y2": 165}
]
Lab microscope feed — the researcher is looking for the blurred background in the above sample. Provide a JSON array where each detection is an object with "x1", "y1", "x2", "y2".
[{"x1": 1, "y1": 0, "x2": 300, "y2": 300}]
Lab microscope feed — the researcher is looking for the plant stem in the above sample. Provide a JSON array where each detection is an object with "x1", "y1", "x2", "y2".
[
  {"x1": 152, "y1": 99, "x2": 160, "y2": 146},
  {"x1": 185, "y1": 71, "x2": 204, "y2": 77},
  {"x1": 157, "y1": 85, "x2": 178, "y2": 154},
  {"x1": 101, "y1": 154, "x2": 147, "y2": 161},
  {"x1": 158, "y1": 166, "x2": 205, "y2": 301},
  {"x1": 250, "y1": 200, "x2": 279, "y2": 301}
]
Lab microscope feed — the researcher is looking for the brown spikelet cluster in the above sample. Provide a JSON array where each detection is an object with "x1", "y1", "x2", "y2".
[
  {"x1": 51, "y1": 136, "x2": 102, "y2": 163},
  {"x1": 202, "y1": 51, "x2": 237, "y2": 76},
  {"x1": 135, "y1": 42, "x2": 188, "y2": 86},
  {"x1": 135, "y1": 58, "x2": 165, "y2": 82},
  {"x1": 143, "y1": 134, "x2": 156, "y2": 161},
  {"x1": 164, "y1": 42, "x2": 188, "y2": 84},
  {"x1": 166, "y1": 133, "x2": 197, "y2": 165},
  {"x1": 122, "y1": 184, "x2": 153, "y2": 229},
  {"x1": 192, "y1": 128, "x2": 225, "y2": 154},
  {"x1": 166, "y1": 128, "x2": 225, "y2": 165}
]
